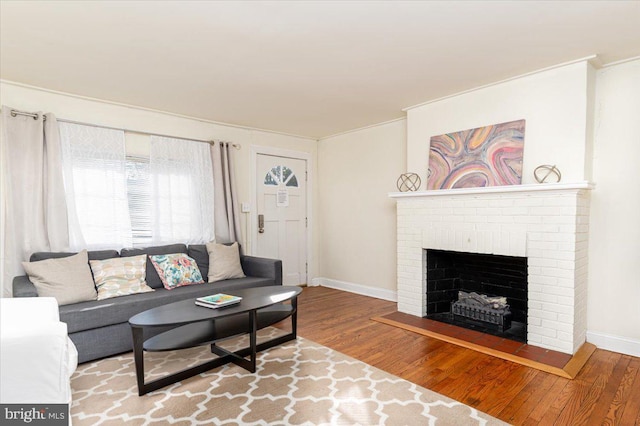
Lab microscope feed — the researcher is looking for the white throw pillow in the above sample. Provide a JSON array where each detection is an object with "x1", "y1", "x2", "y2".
[
  {"x1": 206, "y1": 242, "x2": 245, "y2": 283},
  {"x1": 22, "y1": 250, "x2": 97, "y2": 306}
]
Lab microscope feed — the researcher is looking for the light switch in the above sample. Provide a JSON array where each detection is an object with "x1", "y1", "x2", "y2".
[{"x1": 241, "y1": 203, "x2": 251, "y2": 213}]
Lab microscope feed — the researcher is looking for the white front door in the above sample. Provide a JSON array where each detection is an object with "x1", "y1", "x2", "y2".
[{"x1": 256, "y1": 154, "x2": 307, "y2": 285}]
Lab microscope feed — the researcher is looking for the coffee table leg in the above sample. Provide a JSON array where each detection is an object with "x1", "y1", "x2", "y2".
[
  {"x1": 291, "y1": 296, "x2": 298, "y2": 339},
  {"x1": 249, "y1": 310, "x2": 257, "y2": 373},
  {"x1": 132, "y1": 326, "x2": 145, "y2": 396}
]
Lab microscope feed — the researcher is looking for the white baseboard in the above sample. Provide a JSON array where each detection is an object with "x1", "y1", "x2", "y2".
[
  {"x1": 310, "y1": 277, "x2": 397, "y2": 302},
  {"x1": 587, "y1": 331, "x2": 640, "y2": 358}
]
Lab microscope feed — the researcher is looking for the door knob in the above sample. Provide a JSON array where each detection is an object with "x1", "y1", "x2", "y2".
[{"x1": 258, "y1": 214, "x2": 265, "y2": 233}]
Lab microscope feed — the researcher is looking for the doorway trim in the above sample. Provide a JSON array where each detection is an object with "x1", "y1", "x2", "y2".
[{"x1": 250, "y1": 145, "x2": 313, "y2": 284}]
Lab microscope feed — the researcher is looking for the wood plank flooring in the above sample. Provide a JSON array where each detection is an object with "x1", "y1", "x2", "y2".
[
  {"x1": 283, "y1": 286, "x2": 640, "y2": 425},
  {"x1": 372, "y1": 312, "x2": 595, "y2": 378}
]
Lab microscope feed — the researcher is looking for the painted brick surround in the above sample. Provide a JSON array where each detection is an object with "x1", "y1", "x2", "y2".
[{"x1": 390, "y1": 182, "x2": 593, "y2": 354}]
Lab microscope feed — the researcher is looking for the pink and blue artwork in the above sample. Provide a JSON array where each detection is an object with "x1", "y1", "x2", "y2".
[{"x1": 427, "y1": 119, "x2": 525, "y2": 190}]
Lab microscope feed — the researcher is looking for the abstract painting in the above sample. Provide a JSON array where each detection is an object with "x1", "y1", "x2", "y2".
[{"x1": 427, "y1": 119, "x2": 525, "y2": 190}]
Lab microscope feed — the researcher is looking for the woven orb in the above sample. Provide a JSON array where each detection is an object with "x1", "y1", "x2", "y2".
[
  {"x1": 534, "y1": 165, "x2": 562, "y2": 183},
  {"x1": 397, "y1": 173, "x2": 422, "y2": 192}
]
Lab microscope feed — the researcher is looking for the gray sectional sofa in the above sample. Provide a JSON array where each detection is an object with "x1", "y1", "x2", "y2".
[{"x1": 12, "y1": 243, "x2": 282, "y2": 363}]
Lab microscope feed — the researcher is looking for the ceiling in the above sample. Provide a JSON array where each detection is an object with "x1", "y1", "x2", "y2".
[{"x1": 1, "y1": 1, "x2": 639, "y2": 139}]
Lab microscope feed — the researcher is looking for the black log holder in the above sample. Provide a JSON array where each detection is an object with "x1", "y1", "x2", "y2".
[{"x1": 451, "y1": 301, "x2": 512, "y2": 333}]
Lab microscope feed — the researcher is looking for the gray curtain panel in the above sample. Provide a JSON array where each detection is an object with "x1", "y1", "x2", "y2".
[
  {"x1": 210, "y1": 141, "x2": 242, "y2": 248},
  {"x1": 1, "y1": 107, "x2": 69, "y2": 295}
]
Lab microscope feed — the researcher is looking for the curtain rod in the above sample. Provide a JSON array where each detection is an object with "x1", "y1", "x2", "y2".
[
  {"x1": 9, "y1": 108, "x2": 42, "y2": 120},
  {"x1": 5, "y1": 108, "x2": 241, "y2": 149}
]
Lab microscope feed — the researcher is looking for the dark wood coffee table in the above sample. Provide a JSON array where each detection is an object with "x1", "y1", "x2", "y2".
[{"x1": 129, "y1": 285, "x2": 302, "y2": 395}]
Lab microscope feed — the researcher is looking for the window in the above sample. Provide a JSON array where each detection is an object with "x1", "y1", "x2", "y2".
[
  {"x1": 263, "y1": 166, "x2": 298, "y2": 187},
  {"x1": 125, "y1": 156, "x2": 152, "y2": 247},
  {"x1": 60, "y1": 122, "x2": 215, "y2": 249}
]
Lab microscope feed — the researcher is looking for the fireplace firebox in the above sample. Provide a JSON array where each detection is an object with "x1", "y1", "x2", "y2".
[{"x1": 426, "y1": 249, "x2": 528, "y2": 342}]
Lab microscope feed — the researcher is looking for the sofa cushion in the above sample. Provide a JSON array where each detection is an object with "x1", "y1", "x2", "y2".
[
  {"x1": 90, "y1": 255, "x2": 155, "y2": 300},
  {"x1": 58, "y1": 277, "x2": 276, "y2": 333},
  {"x1": 149, "y1": 253, "x2": 204, "y2": 289},
  {"x1": 187, "y1": 245, "x2": 209, "y2": 278},
  {"x1": 22, "y1": 250, "x2": 97, "y2": 306},
  {"x1": 206, "y1": 242, "x2": 245, "y2": 282},
  {"x1": 120, "y1": 244, "x2": 187, "y2": 289},
  {"x1": 30, "y1": 250, "x2": 120, "y2": 262},
  {"x1": 188, "y1": 243, "x2": 242, "y2": 280}
]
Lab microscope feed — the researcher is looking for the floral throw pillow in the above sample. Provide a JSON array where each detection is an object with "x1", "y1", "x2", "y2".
[{"x1": 149, "y1": 253, "x2": 204, "y2": 290}]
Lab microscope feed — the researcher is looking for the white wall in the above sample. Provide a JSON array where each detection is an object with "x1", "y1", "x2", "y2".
[
  {"x1": 0, "y1": 81, "x2": 319, "y2": 284},
  {"x1": 587, "y1": 59, "x2": 640, "y2": 355},
  {"x1": 315, "y1": 120, "x2": 406, "y2": 300},
  {"x1": 406, "y1": 60, "x2": 593, "y2": 185}
]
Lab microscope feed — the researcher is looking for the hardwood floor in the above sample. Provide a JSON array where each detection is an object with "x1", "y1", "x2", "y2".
[{"x1": 285, "y1": 286, "x2": 640, "y2": 425}]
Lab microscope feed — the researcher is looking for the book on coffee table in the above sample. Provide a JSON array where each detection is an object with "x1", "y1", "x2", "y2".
[{"x1": 195, "y1": 293, "x2": 242, "y2": 309}]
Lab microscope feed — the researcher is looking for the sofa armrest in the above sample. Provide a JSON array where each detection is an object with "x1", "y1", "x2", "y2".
[
  {"x1": 240, "y1": 256, "x2": 283, "y2": 286},
  {"x1": 13, "y1": 275, "x2": 38, "y2": 298}
]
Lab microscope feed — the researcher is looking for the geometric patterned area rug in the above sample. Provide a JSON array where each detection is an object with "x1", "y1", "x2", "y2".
[{"x1": 71, "y1": 328, "x2": 509, "y2": 425}]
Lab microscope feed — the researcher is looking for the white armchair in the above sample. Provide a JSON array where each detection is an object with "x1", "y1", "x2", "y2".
[{"x1": 0, "y1": 297, "x2": 78, "y2": 404}]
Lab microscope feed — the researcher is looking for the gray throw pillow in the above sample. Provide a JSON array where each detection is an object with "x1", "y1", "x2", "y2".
[
  {"x1": 206, "y1": 242, "x2": 245, "y2": 283},
  {"x1": 22, "y1": 250, "x2": 97, "y2": 306}
]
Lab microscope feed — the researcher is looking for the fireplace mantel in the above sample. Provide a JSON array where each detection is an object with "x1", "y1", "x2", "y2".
[{"x1": 389, "y1": 181, "x2": 594, "y2": 198}]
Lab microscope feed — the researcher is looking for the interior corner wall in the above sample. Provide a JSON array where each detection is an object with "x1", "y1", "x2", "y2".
[
  {"x1": 406, "y1": 61, "x2": 591, "y2": 186},
  {"x1": 0, "y1": 82, "x2": 319, "y2": 283},
  {"x1": 587, "y1": 59, "x2": 640, "y2": 350},
  {"x1": 317, "y1": 120, "x2": 406, "y2": 297}
]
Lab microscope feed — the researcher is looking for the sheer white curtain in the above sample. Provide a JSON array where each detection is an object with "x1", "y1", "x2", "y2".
[
  {"x1": 1, "y1": 107, "x2": 69, "y2": 296},
  {"x1": 149, "y1": 136, "x2": 214, "y2": 244},
  {"x1": 59, "y1": 122, "x2": 132, "y2": 250}
]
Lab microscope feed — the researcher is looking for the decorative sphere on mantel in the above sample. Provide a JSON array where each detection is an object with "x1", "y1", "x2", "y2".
[
  {"x1": 397, "y1": 173, "x2": 422, "y2": 192},
  {"x1": 534, "y1": 165, "x2": 562, "y2": 183}
]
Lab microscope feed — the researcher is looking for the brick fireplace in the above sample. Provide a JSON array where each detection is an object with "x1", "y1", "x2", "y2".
[{"x1": 390, "y1": 182, "x2": 593, "y2": 354}]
